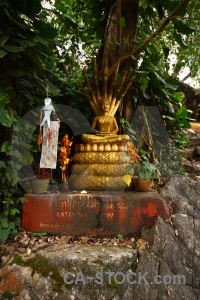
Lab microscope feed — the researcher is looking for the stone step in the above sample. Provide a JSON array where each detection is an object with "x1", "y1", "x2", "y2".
[{"x1": 22, "y1": 192, "x2": 170, "y2": 236}]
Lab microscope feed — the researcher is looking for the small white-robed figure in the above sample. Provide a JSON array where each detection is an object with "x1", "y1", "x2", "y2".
[
  {"x1": 40, "y1": 97, "x2": 56, "y2": 128},
  {"x1": 38, "y1": 97, "x2": 60, "y2": 169}
]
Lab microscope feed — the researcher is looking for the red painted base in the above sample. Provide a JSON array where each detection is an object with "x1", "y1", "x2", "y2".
[{"x1": 22, "y1": 192, "x2": 170, "y2": 236}]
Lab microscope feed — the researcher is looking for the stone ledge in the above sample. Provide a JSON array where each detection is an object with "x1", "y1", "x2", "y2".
[
  {"x1": 22, "y1": 192, "x2": 170, "y2": 235},
  {"x1": 0, "y1": 245, "x2": 138, "y2": 300}
]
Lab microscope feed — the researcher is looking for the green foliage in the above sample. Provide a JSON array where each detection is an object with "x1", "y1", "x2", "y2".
[
  {"x1": 123, "y1": 106, "x2": 184, "y2": 180},
  {"x1": 170, "y1": 0, "x2": 200, "y2": 85},
  {"x1": 130, "y1": 151, "x2": 158, "y2": 181},
  {"x1": 157, "y1": 142, "x2": 185, "y2": 178},
  {"x1": 0, "y1": 196, "x2": 26, "y2": 242},
  {"x1": 125, "y1": 149, "x2": 158, "y2": 181},
  {"x1": 129, "y1": 46, "x2": 192, "y2": 149}
]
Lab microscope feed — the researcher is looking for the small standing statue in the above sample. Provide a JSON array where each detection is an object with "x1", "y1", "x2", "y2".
[
  {"x1": 38, "y1": 96, "x2": 60, "y2": 169},
  {"x1": 59, "y1": 134, "x2": 73, "y2": 182}
]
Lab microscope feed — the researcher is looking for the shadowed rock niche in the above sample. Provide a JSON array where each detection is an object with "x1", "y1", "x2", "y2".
[{"x1": 69, "y1": 55, "x2": 132, "y2": 191}]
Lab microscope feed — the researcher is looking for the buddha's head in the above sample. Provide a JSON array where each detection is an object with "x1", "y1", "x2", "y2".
[{"x1": 101, "y1": 99, "x2": 110, "y2": 113}]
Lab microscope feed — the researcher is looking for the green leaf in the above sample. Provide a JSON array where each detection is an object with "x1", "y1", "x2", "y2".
[
  {"x1": 32, "y1": 232, "x2": 47, "y2": 237},
  {"x1": 163, "y1": 115, "x2": 175, "y2": 121},
  {"x1": 175, "y1": 107, "x2": 188, "y2": 118},
  {"x1": 1, "y1": 220, "x2": 8, "y2": 228},
  {"x1": 0, "y1": 49, "x2": 7, "y2": 58},
  {"x1": 4, "y1": 8, "x2": 28, "y2": 29},
  {"x1": 173, "y1": 20, "x2": 195, "y2": 34},
  {"x1": 146, "y1": 46, "x2": 152, "y2": 55},
  {"x1": 180, "y1": 119, "x2": 191, "y2": 129},
  {"x1": 0, "y1": 108, "x2": 13, "y2": 127},
  {"x1": 125, "y1": 165, "x2": 133, "y2": 173},
  {"x1": 3, "y1": 45, "x2": 24, "y2": 53},
  {"x1": 10, "y1": 208, "x2": 20, "y2": 215},
  {"x1": 0, "y1": 95, "x2": 9, "y2": 109},
  {"x1": 127, "y1": 128, "x2": 136, "y2": 135},
  {"x1": 8, "y1": 222, "x2": 15, "y2": 230},
  {"x1": 19, "y1": 197, "x2": 27, "y2": 203},
  {"x1": 13, "y1": 39, "x2": 36, "y2": 47},
  {"x1": 149, "y1": 72, "x2": 160, "y2": 88},
  {"x1": 15, "y1": 218, "x2": 21, "y2": 226},
  {"x1": 173, "y1": 32, "x2": 187, "y2": 49},
  {"x1": 55, "y1": 3, "x2": 66, "y2": 13},
  {"x1": 140, "y1": 77, "x2": 148, "y2": 92},
  {"x1": 1, "y1": 141, "x2": 10, "y2": 152},
  {"x1": 0, "y1": 160, "x2": 6, "y2": 169},
  {"x1": 171, "y1": 92, "x2": 185, "y2": 103},
  {"x1": 154, "y1": 72, "x2": 165, "y2": 84},
  {"x1": 0, "y1": 216, "x2": 8, "y2": 224},
  {"x1": 143, "y1": 91, "x2": 151, "y2": 99},
  {"x1": 9, "y1": 229, "x2": 18, "y2": 239},
  {"x1": 33, "y1": 21, "x2": 57, "y2": 39},
  {"x1": 131, "y1": 55, "x2": 137, "y2": 61},
  {"x1": 0, "y1": 228, "x2": 10, "y2": 242},
  {"x1": 164, "y1": 82, "x2": 178, "y2": 90}
]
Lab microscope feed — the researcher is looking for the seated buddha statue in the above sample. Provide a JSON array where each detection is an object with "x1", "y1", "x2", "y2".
[{"x1": 81, "y1": 99, "x2": 130, "y2": 144}]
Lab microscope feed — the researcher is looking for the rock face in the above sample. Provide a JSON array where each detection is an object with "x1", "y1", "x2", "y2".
[
  {"x1": 138, "y1": 175, "x2": 200, "y2": 300},
  {"x1": 179, "y1": 81, "x2": 200, "y2": 121},
  {"x1": 0, "y1": 245, "x2": 138, "y2": 300},
  {"x1": 193, "y1": 146, "x2": 200, "y2": 158},
  {"x1": 0, "y1": 175, "x2": 199, "y2": 299}
]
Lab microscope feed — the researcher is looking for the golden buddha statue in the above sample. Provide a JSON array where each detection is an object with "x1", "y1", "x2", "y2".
[
  {"x1": 69, "y1": 53, "x2": 132, "y2": 190},
  {"x1": 81, "y1": 99, "x2": 130, "y2": 144}
]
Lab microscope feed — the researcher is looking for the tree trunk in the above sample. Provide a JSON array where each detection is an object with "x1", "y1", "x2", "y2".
[
  {"x1": 96, "y1": 0, "x2": 139, "y2": 123},
  {"x1": 96, "y1": 0, "x2": 191, "y2": 123}
]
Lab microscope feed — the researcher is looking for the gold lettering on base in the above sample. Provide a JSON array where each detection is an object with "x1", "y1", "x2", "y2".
[
  {"x1": 104, "y1": 212, "x2": 114, "y2": 219},
  {"x1": 87, "y1": 200, "x2": 99, "y2": 209},
  {"x1": 117, "y1": 203, "x2": 128, "y2": 210},
  {"x1": 56, "y1": 211, "x2": 88, "y2": 217},
  {"x1": 61, "y1": 201, "x2": 71, "y2": 208},
  {"x1": 39, "y1": 223, "x2": 65, "y2": 229},
  {"x1": 104, "y1": 203, "x2": 114, "y2": 209},
  {"x1": 56, "y1": 211, "x2": 74, "y2": 217},
  {"x1": 39, "y1": 223, "x2": 50, "y2": 228}
]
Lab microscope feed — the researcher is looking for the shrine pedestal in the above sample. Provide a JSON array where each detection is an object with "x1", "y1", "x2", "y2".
[
  {"x1": 69, "y1": 143, "x2": 131, "y2": 191},
  {"x1": 22, "y1": 192, "x2": 170, "y2": 236}
]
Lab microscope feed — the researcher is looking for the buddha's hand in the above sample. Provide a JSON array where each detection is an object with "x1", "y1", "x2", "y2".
[{"x1": 97, "y1": 131, "x2": 112, "y2": 136}]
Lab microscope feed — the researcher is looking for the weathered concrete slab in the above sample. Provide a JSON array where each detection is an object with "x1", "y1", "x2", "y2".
[{"x1": 22, "y1": 192, "x2": 170, "y2": 235}]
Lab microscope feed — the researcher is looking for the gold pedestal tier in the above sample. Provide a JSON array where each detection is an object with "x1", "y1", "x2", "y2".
[{"x1": 68, "y1": 143, "x2": 130, "y2": 191}]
